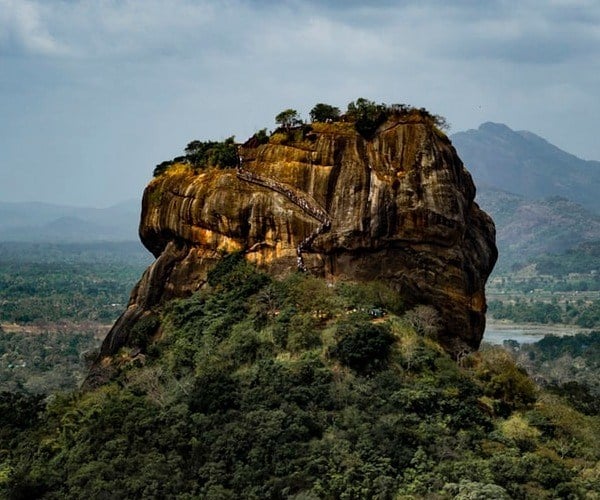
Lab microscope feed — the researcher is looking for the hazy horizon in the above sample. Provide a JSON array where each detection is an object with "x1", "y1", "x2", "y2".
[{"x1": 2, "y1": 0, "x2": 599, "y2": 206}]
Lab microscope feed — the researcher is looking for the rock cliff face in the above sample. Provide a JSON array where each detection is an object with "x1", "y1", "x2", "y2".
[{"x1": 97, "y1": 117, "x2": 496, "y2": 368}]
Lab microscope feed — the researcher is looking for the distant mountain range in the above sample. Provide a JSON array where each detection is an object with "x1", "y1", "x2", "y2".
[
  {"x1": 0, "y1": 200, "x2": 141, "y2": 242},
  {"x1": 451, "y1": 123, "x2": 600, "y2": 271},
  {"x1": 451, "y1": 122, "x2": 600, "y2": 214}
]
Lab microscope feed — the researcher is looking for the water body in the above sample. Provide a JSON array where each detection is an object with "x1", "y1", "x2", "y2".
[{"x1": 483, "y1": 321, "x2": 589, "y2": 345}]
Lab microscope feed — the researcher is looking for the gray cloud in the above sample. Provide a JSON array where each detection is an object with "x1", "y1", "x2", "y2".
[
  {"x1": 5, "y1": 1, "x2": 598, "y2": 67},
  {"x1": 0, "y1": 0, "x2": 599, "y2": 206},
  {"x1": 0, "y1": 0, "x2": 72, "y2": 56}
]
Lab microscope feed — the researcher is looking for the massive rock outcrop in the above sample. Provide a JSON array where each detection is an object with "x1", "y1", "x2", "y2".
[{"x1": 95, "y1": 115, "x2": 496, "y2": 375}]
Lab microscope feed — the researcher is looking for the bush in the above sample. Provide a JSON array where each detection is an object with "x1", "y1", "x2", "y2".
[
  {"x1": 345, "y1": 98, "x2": 389, "y2": 139},
  {"x1": 129, "y1": 313, "x2": 160, "y2": 349},
  {"x1": 329, "y1": 320, "x2": 394, "y2": 373},
  {"x1": 338, "y1": 280, "x2": 404, "y2": 315},
  {"x1": 286, "y1": 313, "x2": 322, "y2": 353},
  {"x1": 473, "y1": 348, "x2": 538, "y2": 415},
  {"x1": 153, "y1": 137, "x2": 238, "y2": 176},
  {"x1": 188, "y1": 371, "x2": 239, "y2": 414},
  {"x1": 206, "y1": 252, "x2": 269, "y2": 295},
  {"x1": 185, "y1": 136, "x2": 238, "y2": 170},
  {"x1": 0, "y1": 392, "x2": 45, "y2": 433},
  {"x1": 309, "y1": 103, "x2": 341, "y2": 123},
  {"x1": 153, "y1": 160, "x2": 174, "y2": 177},
  {"x1": 250, "y1": 128, "x2": 269, "y2": 145}
]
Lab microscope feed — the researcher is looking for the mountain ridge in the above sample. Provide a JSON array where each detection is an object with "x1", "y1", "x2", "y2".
[
  {"x1": 451, "y1": 122, "x2": 600, "y2": 213},
  {"x1": 451, "y1": 122, "x2": 600, "y2": 269},
  {"x1": 0, "y1": 199, "x2": 141, "y2": 242},
  {"x1": 475, "y1": 186, "x2": 600, "y2": 271}
]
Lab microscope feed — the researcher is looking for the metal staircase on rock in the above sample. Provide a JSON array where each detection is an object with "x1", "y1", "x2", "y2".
[{"x1": 236, "y1": 161, "x2": 331, "y2": 271}]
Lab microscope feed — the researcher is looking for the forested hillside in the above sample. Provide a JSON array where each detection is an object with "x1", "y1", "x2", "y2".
[
  {"x1": 501, "y1": 332, "x2": 600, "y2": 416},
  {"x1": 451, "y1": 123, "x2": 600, "y2": 271},
  {"x1": 2, "y1": 256, "x2": 598, "y2": 499},
  {"x1": 474, "y1": 188, "x2": 600, "y2": 272}
]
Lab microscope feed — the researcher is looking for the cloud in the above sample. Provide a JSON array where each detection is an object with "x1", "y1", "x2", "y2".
[
  {"x1": 1, "y1": 0, "x2": 600, "y2": 206},
  {"x1": 449, "y1": 5, "x2": 600, "y2": 64},
  {"x1": 3, "y1": 0, "x2": 598, "y2": 67},
  {"x1": 326, "y1": 0, "x2": 599, "y2": 65},
  {"x1": 0, "y1": 0, "x2": 72, "y2": 56}
]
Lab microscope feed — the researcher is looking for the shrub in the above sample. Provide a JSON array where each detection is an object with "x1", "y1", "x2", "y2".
[
  {"x1": 0, "y1": 392, "x2": 45, "y2": 433},
  {"x1": 275, "y1": 109, "x2": 302, "y2": 129},
  {"x1": 472, "y1": 348, "x2": 538, "y2": 415},
  {"x1": 309, "y1": 103, "x2": 341, "y2": 123},
  {"x1": 188, "y1": 371, "x2": 239, "y2": 414},
  {"x1": 153, "y1": 137, "x2": 238, "y2": 176},
  {"x1": 251, "y1": 128, "x2": 270, "y2": 145},
  {"x1": 286, "y1": 313, "x2": 322, "y2": 353},
  {"x1": 403, "y1": 305, "x2": 442, "y2": 340},
  {"x1": 329, "y1": 320, "x2": 394, "y2": 374},
  {"x1": 129, "y1": 313, "x2": 160, "y2": 349},
  {"x1": 345, "y1": 98, "x2": 389, "y2": 139},
  {"x1": 206, "y1": 252, "x2": 269, "y2": 296},
  {"x1": 185, "y1": 136, "x2": 238, "y2": 170},
  {"x1": 153, "y1": 160, "x2": 174, "y2": 177},
  {"x1": 338, "y1": 280, "x2": 404, "y2": 315}
]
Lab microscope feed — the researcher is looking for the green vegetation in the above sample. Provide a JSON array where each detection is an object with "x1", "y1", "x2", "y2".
[
  {"x1": 345, "y1": 98, "x2": 449, "y2": 138},
  {"x1": 2, "y1": 256, "x2": 598, "y2": 499},
  {"x1": 486, "y1": 239, "x2": 600, "y2": 328},
  {"x1": 309, "y1": 103, "x2": 341, "y2": 123},
  {"x1": 245, "y1": 128, "x2": 270, "y2": 146},
  {"x1": 345, "y1": 98, "x2": 390, "y2": 138},
  {"x1": 533, "y1": 240, "x2": 600, "y2": 278},
  {"x1": 153, "y1": 99, "x2": 451, "y2": 177},
  {"x1": 275, "y1": 108, "x2": 303, "y2": 130},
  {"x1": 273, "y1": 98, "x2": 450, "y2": 141},
  {"x1": 185, "y1": 137, "x2": 238, "y2": 169},
  {"x1": 153, "y1": 136, "x2": 238, "y2": 177},
  {"x1": 501, "y1": 332, "x2": 600, "y2": 416},
  {"x1": 0, "y1": 243, "x2": 150, "y2": 324},
  {"x1": 477, "y1": 188, "x2": 600, "y2": 273},
  {"x1": 488, "y1": 257, "x2": 600, "y2": 327},
  {"x1": 272, "y1": 98, "x2": 449, "y2": 139},
  {"x1": 488, "y1": 298, "x2": 600, "y2": 327},
  {"x1": 0, "y1": 241, "x2": 150, "y2": 265},
  {"x1": 0, "y1": 260, "x2": 139, "y2": 323},
  {"x1": 0, "y1": 328, "x2": 99, "y2": 394},
  {"x1": 0, "y1": 242, "x2": 151, "y2": 394},
  {"x1": 329, "y1": 320, "x2": 394, "y2": 374}
]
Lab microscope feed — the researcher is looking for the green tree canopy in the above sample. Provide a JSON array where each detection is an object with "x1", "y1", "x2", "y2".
[
  {"x1": 275, "y1": 109, "x2": 302, "y2": 129},
  {"x1": 345, "y1": 98, "x2": 389, "y2": 138},
  {"x1": 184, "y1": 136, "x2": 238, "y2": 170},
  {"x1": 309, "y1": 103, "x2": 341, "y2": 123}
]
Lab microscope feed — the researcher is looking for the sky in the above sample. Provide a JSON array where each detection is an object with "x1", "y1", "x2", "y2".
[{"x1": 1, "y1": 0, "x2": 599, "y2": 207}]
